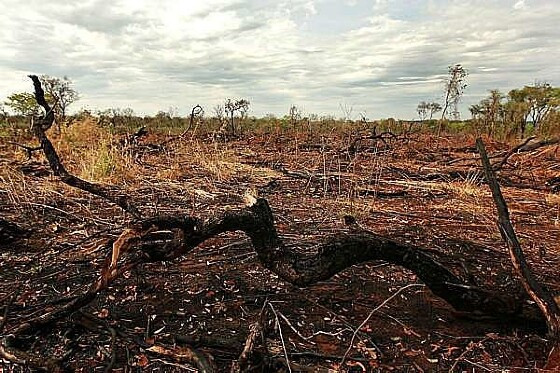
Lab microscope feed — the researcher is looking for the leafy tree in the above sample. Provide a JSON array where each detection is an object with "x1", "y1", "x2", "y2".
[
  {"x1": 506, "y1": 83, "x2": 559, "y2": 136},
  {"x1": 4, "y1": 92, "x2": 41, "y2": 116},
  {"x1": 523, "y1": 82, "x2": 559, "y2": 129},
  {"x1": 442, "y1": 64, "x2": 468, "y2": 120},
  {"x1": 504, "y1": 90, "x2": 530, "y2": 136},
  {"x1": 39, "y1": 75, "x2": 79, "y2": 119},
  {"x1": 469, "y1": 90, "x2": 507, "y2": 136}
]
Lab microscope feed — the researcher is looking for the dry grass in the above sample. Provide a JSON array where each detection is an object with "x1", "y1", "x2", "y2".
[{"x1": 51, "y1": 120, "x2": 138, "y2": 183}]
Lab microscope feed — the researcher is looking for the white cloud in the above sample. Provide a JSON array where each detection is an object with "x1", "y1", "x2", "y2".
[
  {"x1": 514, "y1": 0, "x2": 527, "y2": 10},
  {"x1": 0, "y1": 0, "x2": 558, "y2": 119}
]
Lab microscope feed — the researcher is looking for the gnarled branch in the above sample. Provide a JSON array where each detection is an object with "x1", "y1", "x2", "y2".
[{"x1": 28, "y1": 75, "x2": 140, "y2": 218}]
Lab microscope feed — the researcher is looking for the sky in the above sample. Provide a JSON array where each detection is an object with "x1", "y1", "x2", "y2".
[{"x1": 0, "y1": 0, "x2": 558, "y2": 119}]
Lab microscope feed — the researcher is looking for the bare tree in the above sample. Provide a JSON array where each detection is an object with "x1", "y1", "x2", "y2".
[
  {"x1": 213, "y1": 104, "x2": 225, "y2": 121},
  {"x1": 428, "y1": 102, "x2": 442, "y2": 119},
  {"x1": 417, "y1": 101, "x2": 429, "y2": 121},
  {"x1": 339, "y1": 103, "x2": 353, "y2": 122},
  {"x1": 441, "y1": 64, "x2": 468, "y2": 120},
  {"x1": 187, "y1": 104, "x2": 204, "y2": 131},
  {"x1": 288, "y1": 104, "x2": 302, "y2": 130},
  {"x1": 39, "y1": 75, "x2": 79, "y2": 120},
  {"x1": 224, "y1": 99, "x2": 250, "y2": 136}
]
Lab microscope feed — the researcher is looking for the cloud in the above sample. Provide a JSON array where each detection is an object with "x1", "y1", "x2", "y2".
[
  {"x1": 0, "y1": 0, "x2": 558, "y2": 119},
  {"x1": 514, "y1": 0, "x2": 527, "y2": 10}
]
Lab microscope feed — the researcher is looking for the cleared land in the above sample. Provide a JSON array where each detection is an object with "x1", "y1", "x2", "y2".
[{"x1": 1, "y1": 119, "x2": 560, "y2": 371}]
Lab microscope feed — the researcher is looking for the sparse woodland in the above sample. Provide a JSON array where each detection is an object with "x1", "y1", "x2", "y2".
[{"x1": 1, "y1": 76, "x2": 560, "y2": 372}]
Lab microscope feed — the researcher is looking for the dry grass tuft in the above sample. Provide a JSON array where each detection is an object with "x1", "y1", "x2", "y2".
[{"x1": 51, "y1": 120, "x2": 138, "y2": 183}]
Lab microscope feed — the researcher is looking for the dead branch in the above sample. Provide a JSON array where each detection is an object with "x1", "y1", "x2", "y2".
[
  {"x1": 0, "y1": 292, "x2": 16, "y2": 333},
  {"x1": 268, "y1": 303, "x2": 292, "y2": 373},
  {"x1": 477, "y1": 138, "x2": 560, "y2": 368},
  {"x1": 231, "y1": 301, "x2": 268, "y2": 373},
  {"x1": 477, "y1": 137, "x2": 560, "y2": 336},
  {"x1": 7, "y1": 142, "x2": 42, "y2": 159},
  {"x1": 517, "y1": 137, "x2": 559, "y2": 152},
  {"x1": 491, "y1": 136, "x2": 560, "y2": 171},
  {"x1": 0, "y1": 342, "x2": 63, "y2": 372},
  {"x1": 146, "y1": 345, "x2": 216, "y2": 373},
  {"x1": 27, "y1": 75, "x2": 140, "y2": 218},
  {"x1": 491, "y1": 136, "x2": 536, "y2": 171},
  {"x1": 185, "y1": 104, "x2": 203, "y2": 133},
  {"x1": 120, "y1": 126, "x2": 148, "y2": 147},
  {"x1": 345, "y1": 130, "x2": 398, "y2": 155}
]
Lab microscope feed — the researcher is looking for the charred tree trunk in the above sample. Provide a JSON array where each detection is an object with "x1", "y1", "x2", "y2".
[{"x1": 477, "y1": 138, "x2": 560, "y2": 369}]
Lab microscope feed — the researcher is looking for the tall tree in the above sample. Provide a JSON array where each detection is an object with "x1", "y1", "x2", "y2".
[
  {"x1": 506, "y1": 83, "x2": 559, "y2": 136},
  {"x1": 523, "y1": 82, "x2": 559, "y2": 130},
  {"x1": 441, "y1": 64, "x2": 468, "y2": 120}
]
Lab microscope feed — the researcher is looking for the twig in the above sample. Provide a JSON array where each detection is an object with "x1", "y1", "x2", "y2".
[
  {"x1": 448, "y1": 337, "x2": 490, "y2": 373},
  {"x1": 7, "y1": 142, "x2": 42, "y2": 159},
  {"x1": 0, "y1": 291, "x2": 17, "y2": 333},
  {"x1": 232, "y1": 300, "x2": 269, "y2": 372},
  {"x1": 275, "y1": 310, "x2": 316, "y2": 345},
  {"x1": 340, "y1": 283, "x2": 425, "y2": 367},
  {"x1": 103, "y1": 327, "x2": 117, "y2": 373},
  {"x1": 0, "y1": 340, "x2": 63, "y2": 371},
  {"x1": 146, "y1": 344, "x2": 216, "y2": 373},
  {"x1": 268, "y1": 303, "x2": 292, "y2": 373}
]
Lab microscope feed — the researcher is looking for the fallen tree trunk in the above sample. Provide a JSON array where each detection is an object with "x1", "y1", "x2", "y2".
[
  {"x1": 5, "y1": 197, "x2": 521, "y2": 371},
  {"x1": 492, "y1": 136, "x2": 559, "y2": 171},
  {"x1": 9, "y1": 198, "x2": 520, "y2": 339}
]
